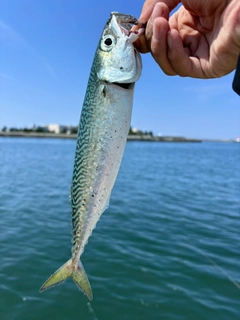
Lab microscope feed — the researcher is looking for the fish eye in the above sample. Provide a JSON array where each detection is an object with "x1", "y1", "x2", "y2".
[
  {"x1": 100, "y1": 35, "x2": 116, "y2": 51},
  {"x1": 104, "y1": 38, "x2": 112, "y2": 46}
]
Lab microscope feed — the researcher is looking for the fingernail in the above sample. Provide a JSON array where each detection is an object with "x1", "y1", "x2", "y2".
[{"x1": 167, "y1": 31, "x2": 173, "y2": 49}]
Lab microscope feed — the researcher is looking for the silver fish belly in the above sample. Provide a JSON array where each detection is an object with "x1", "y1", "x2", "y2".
[{"x1": 40, "y1": 12, "x2": 143, "y2": 300}]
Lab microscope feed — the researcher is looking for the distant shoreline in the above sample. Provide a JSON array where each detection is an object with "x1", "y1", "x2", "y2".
[
  {"x1": 0, "y1": 131, "x2": 78, "y2": 139},
  {"x1": 0, "y1": 131, "x2": 236, "y2": 143}
]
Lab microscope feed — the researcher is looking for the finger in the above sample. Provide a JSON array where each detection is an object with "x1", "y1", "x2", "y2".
[
  {"x1": 139, "y1": 0, "x2": 181, "y2": 23},
  {"x1": 145, "y1": 2, "x2": 169, "y2": 43},
  {"x1": 150, "y1": 10, "x2": 177, "y2": 75},
  {"x1": 135, "y1": 2, "x2": 170, "y2": 54},
  {"x1": 134, "y1": 33, "x2": 149, "y2": 53},
  {"x1": 132, "y1": 22, "x2": 149, "y2": 53},
  {"x1": 139, "y1": 0, "x2": 159, "y2": 23},
  {"x1": 167, "y1": 29, "x2": 206, "y2": 78}
]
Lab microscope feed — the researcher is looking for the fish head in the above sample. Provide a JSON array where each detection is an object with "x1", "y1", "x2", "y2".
[{"x1": 95, "y1": 12, "x2": 143, "y2": 85}]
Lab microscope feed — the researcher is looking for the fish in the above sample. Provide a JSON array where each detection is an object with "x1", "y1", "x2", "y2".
[{"x1": 39, "y1": 12, "x2": 143, "y2": 300}]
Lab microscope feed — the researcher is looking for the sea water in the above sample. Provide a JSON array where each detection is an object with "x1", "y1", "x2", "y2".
[{"x1": 0, "y1": 138, "x2": 239, "y2": 320}]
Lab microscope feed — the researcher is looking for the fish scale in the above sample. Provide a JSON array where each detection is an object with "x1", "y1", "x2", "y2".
[{"x1": 40, "y1": 12, "x2": 143, "y2": 300}]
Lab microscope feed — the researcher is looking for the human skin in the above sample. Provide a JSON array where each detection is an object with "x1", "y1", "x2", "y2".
[{"x1": 135, "y1": 0, "x2": 240, "y2": 78}]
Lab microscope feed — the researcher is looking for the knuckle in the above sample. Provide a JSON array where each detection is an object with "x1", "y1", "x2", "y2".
[{"x1": 164, "y1": 69, "x2": 177, "y2": 76}]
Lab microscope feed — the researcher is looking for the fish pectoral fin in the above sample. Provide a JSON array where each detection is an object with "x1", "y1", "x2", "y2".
[
  {"x1": 39, "y1": 259, "x2": 92, "y2": 300},
  {"x1": 72, "y1": 260, "x2": 92, "y2": 300}
]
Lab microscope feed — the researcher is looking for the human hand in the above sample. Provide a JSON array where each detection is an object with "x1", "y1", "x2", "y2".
[{"x1": 136, "y1": 0, "x2": 240, "y2": 78}]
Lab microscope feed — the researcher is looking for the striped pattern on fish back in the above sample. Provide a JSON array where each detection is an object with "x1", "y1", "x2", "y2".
[{"x1": 70, "y1": 64, "x2": 101, "y2": 257}]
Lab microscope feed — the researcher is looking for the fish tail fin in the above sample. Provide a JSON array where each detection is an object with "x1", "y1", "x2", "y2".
[
  {"x1": 72, "y1": 260, "x2": 92, "y2": 300},
  {"x1": 39, "y1": 258, "x2": 92, "y2": 300}
]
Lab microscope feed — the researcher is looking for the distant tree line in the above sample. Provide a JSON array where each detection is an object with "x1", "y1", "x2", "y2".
[
  {"x1": 62, "y1": 127, "x2": 78, "y2": 134},
  {"x1": 1, "y1": 126, "x2": 79, "y2": 134},
  {"x1": 1, "y1": 126, "x2": 49, "y2": 133}
]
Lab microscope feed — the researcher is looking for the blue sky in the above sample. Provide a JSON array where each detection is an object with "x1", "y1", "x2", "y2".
[{"x1": 0, "y1": 0, "x2": 239, "y2": 139}]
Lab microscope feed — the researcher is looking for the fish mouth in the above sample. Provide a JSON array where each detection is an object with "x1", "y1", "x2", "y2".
[
  {"x1": 110, "y1": 12, "x2": 145, "y2": 41},
  {"x1": 110, "y1": 12, "x2": 138, "y2": 32}
]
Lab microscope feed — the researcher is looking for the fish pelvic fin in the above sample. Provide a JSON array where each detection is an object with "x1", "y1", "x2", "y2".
[{"x1": 39, "y1": 258, "x2": 92, "y2": 300}]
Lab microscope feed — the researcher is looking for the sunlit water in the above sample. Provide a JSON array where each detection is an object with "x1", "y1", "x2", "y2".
[{"x1": 0, "y1": 138, "x2": 239, "y2": 320}]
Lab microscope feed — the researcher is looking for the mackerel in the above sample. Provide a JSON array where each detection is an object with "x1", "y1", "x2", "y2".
[{"x1": 40, "y1": 12, "x2": 143, "y2": 300}]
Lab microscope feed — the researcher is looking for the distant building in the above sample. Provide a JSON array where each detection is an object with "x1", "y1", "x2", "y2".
[
  {"x1": 46, "y1": 124, "x2": 71, "y2": 134},
  {"x1": 131, "y1": 127, "x2": 138, "y2": 133}
]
